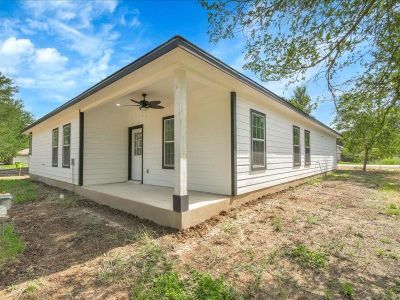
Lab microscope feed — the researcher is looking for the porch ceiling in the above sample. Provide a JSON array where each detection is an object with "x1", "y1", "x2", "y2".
[
  {"x1": 88, "y1": 74, "x2": 212, "y2": 112},
  {"x1": 83, "y1": 182, "x2": 228, "y2": 211}
]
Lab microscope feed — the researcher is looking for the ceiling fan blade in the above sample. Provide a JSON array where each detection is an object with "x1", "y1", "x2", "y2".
[
  {"x1": 150, "y1": 105, "x2": 164, "y2": 109},
  {"x1": 121, "y1": 104, "x2": 140, "y2": 106},
  {"x1": 148, "y1": 101, "x2": 161, "y2": 105},
  {"x1": 130, "y1": 99, "x2": 142, "y2": 104}
]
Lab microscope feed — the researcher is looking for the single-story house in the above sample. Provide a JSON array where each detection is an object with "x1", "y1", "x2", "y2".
[
  {"x1": 12, "y1": 148, "x2": 30, "y2": 165},
  {"x1": 23, "y1": 36, "x2": 340, "y2": 229}
]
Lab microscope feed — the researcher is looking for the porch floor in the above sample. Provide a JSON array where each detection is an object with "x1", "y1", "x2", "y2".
[{"x1": 83, "y1": 182, "x2": 229, "y2": 211}]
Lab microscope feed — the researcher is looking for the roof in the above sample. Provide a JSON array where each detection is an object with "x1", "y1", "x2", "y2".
[{"x1": 24, "y1": 35, "x2": 340, "y2": 136}]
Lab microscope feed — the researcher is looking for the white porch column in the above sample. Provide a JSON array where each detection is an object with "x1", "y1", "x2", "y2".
[{"x1": 173, "y1": 69, "x2": 188, "y2": 212}]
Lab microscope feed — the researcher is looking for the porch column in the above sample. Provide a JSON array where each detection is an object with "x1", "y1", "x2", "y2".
[{"x1": 173, "y1": 69, "x2": 188, "y2": 212}]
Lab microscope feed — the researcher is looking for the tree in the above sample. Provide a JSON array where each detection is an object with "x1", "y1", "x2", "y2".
[
  {"x1": 335, "y1": 86, "x2": 400, "y2": 171},
  {"x1": 200, "y1": 0, "x2": 399, "y2": 108},
  {"x1": 287, "y1": 86, "x2": 317, "y2": 115},
  {"x1": 0, "y1": 73, "x2": 33, "y2": 163}
]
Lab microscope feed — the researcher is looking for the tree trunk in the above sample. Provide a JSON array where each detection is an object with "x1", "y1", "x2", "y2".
[{"x1": 362, "y1": 147, "x2": 369, "y2": 172}]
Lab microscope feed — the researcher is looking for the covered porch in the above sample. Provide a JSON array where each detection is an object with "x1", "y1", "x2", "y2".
[{"x1": 79, "y1": 61, "x2": 232, "y2": 226}]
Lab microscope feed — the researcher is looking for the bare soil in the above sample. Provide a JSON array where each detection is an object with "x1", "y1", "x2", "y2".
[{"x1": 1, "y1": 170, "x2": 399, "y2": 299}]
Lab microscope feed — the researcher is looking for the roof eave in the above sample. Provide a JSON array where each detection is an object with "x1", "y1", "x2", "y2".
[{"x1": 23, "y1": 35, "x2": 341, "y2": 137}]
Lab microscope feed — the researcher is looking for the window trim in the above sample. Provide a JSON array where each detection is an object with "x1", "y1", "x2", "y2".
[
  {"x1": 250, "y1": 109, "x2": 266, "y2": 171},
  {"x1": 304, "y1": 129, "x2": 311, "y2": 166},
  {"x1": 162, "y1": 115, "x2": 174, "y2": 169},
  {"x1": 29, "y1": 132, "x2": 32, "y2": 155},
  {"x1": 293, "y1": 125, "x2": 301, "y2": 167},
  {"x1": 62, "y1": 123, "x2": 71, "y2": 168},
  {"x1": 52, "y1": 128, "x2": 59, "y2": 167}
]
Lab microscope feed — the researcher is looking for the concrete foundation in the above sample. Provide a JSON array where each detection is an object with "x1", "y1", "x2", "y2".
[{"x1": 29, "y1": 172, "x2": 332, "y2": 230}]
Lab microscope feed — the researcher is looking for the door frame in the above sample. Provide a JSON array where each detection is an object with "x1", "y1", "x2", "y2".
[{"x1": 128, "y1": 124, "x2": 144, "y2": 183}]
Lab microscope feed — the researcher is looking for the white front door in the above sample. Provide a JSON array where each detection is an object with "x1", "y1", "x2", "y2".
[{"x1": 132, "y1": 128, "x2": 143, "y2": 182}]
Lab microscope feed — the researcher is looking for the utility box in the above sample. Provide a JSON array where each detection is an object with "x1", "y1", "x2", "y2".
[{"x1": 0, "y1": 193, "x2": 12, "y2": 210}]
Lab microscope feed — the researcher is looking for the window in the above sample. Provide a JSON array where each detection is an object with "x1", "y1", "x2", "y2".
[
  {"x1": 304, "y1": 130, "x2": 311, "y2": 166},
  {"x1": 62, "y1": 124, "x2": 71, "y2": 168},
  {"x1": 251, "y1": 110, "x2": 266, "y2": 170},
  {"x1": 29, "y1": 133, "x2": 32, "y2": 155},
  {"x1": 52, "y1": 128, "x2": 59, "y2": 167},
  {"x1": 293, "y1": 126, "x2": 301, "y2": 167},
  {"x1": 163, "y1": 116, "x2": 174, "y2": 169},
  {"x1": 134, "y1": 131, "x2": 142, "y2": 155}
]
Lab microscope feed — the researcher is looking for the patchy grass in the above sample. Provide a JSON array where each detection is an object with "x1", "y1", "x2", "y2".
[
  {"x1": 306, "y1": 214, "x2": 318, "y2": 225},
  {"x1": 222, "y1": 221, "x2": 237, "y2": 234},
  {"x1": 339, "y1": 281, "x2": 355, "y2": 299},
  {"x1": 20, "y1": 280, "x2": 42, "y2": 299},
  {"x1": 0, "y1": 223, "x2": 25, "y2": 266},
  {"x1": 99, "y1": 230, "x2": 238, "y2": 299},
  {"x1": 271, "y1": 215, "x2": 283, "y2": 232},
  {"x1": 339, "y1": 157, "x2": 400, "y2": 165},
  {"x1": 1, "y1": 169, "x2": 399, "y2": 299},
  {"x1": 0, "y1": 163, "x2": 28, "y2": 170},
  {"x1": 386, "y1": 203, "x2": 400, "y2": 218},
  {"x1": 376, "y1": 248, "x2": 399, "y2": 261},
  {"x1": 48, "y1": 193, "x2": 80, "y2": 208},
  {"x1": 0, "y1": 179, "x2": 37, "y2": 204},
  {"x1": 288, "y1": 244, "x2": 328, "y2": 269}
]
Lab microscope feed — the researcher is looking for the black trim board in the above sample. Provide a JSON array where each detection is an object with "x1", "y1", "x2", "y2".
[
  {"x1": 162, "y1": 115, "x2": 174, "y2": 170},
  {"x1": 173, "y1": 194, "x2": 188, "y2": 212},
  {"x1": 78, "y1": 112, "x2": 84, "y2": 186},
  {"x1": 128, "y1": 125, "x2": 144, "y2": 183},
  {"x1": 230, "y1": 92, "x2": 237, "y2": 196},
  {"x1": 23, "y1": 36, "x2": 340, "y2": 138},
  {"x1": 250, "y1": 109, "x2": 267, "y2": 171}
]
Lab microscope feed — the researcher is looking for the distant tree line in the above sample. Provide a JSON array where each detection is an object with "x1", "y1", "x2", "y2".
[{"x1": 0, "y1": 73, "x2": 33, "y2": 164}]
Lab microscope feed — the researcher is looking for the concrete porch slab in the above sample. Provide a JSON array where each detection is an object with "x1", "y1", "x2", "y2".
[{"x1": 82, "y1": 182, "x2": 229, "y2": 211}]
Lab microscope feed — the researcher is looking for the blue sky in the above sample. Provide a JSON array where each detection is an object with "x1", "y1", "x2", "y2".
[{"x1": 0, "y1": 0, "x2": 336, "y2": 125}]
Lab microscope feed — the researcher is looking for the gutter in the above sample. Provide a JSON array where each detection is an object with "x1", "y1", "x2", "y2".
[{"x1": 23, "y1": 35, "x2": 341, "y2": 137}]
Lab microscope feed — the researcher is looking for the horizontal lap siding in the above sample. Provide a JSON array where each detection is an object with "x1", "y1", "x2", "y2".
[
  {"x1": 29, "y1": 112, "x2": 79, "y2": 184},
  {"x1": 187, "y1": 90, "x2": 230, "y2": 194},
  {"x1": 236, "y1": 97, "x2": 337, "y2": 195},
  {"x1": 83, "y1": 88, "x2": 231, "y2": 195},
  {"x1": 84, "y1": 99, "x2": 174, "y2": 186}
]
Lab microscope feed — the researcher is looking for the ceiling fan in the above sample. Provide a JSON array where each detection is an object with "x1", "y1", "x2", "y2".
[{"x1": 116, "y1": 93, "x2": 164, "y2": 110}]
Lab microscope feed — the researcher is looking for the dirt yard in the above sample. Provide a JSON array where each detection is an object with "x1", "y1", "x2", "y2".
[{"x1": 0, "y1": 170, "x2": 399, "y2": 299}]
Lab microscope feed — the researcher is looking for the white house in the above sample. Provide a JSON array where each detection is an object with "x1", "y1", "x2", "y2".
[
  {"x1": 24, "y1": 36, "x2": 340, "y2": 229},
  {"x1": 12, "y1": 148, "x2": 29, "y2": 165}
]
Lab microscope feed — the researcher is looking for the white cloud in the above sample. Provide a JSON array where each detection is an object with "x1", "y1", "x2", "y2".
[
  {"x1": 23, "y1": 0, "x2": 118, "y2": 29},
  {"x1": 35, "y1": 48, "x2": 68, "y2": 68},
  {"x1": 0, "y1": 37, "x2": 34, "y2": 56},
  {"x1": 0, "y1": 0, "x2": 144, "y2": 114}
]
